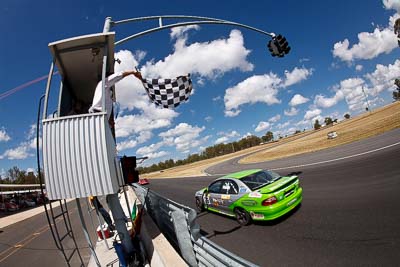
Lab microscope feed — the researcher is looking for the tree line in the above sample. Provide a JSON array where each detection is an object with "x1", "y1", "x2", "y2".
[
  {"x1": 137, "y1": 131, "x2": 276, "y2": 174},
  {"x1": 0, "y1": 166, "x2": 41, "y2": 184}
]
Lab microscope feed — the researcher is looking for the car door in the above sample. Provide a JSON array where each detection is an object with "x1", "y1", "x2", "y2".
[
  {"x1": 206, "y1": 180, "x2": 224, "y2": 211},
  {"x1": 218, "y1": 179, "x2": 240, "y2": 215}
]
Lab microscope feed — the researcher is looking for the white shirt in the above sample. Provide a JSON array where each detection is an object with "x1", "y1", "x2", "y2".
[{"x1": 89, "y1": 71, "x2": 124, "y2": 119}]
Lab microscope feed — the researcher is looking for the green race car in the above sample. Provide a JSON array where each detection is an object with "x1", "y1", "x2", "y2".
[{"x1": 195, "y1": 169, "x2": 302, "y2": 225}]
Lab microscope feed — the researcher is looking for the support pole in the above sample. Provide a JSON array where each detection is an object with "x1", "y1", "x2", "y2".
[
  {"x1": 103, "y1": 17, "x2": 112, "y2": 33},
  {"x1": 102, "y1": 15, "x2": 135, "y2": 257}
]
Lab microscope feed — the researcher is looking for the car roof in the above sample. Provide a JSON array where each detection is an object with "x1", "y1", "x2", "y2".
[{"x1": 220, "y1": 169, "x2": 263, "y2": 180}]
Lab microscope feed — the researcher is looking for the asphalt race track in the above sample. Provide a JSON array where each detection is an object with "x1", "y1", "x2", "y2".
[
  {"x1": 147, "y1": 128, "x2": 400, "y2": 266},
  {"x1": 0, "y1": 199, "x2": 98, "y2": 266}
]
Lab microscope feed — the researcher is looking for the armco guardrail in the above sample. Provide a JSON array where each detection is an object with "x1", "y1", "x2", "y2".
[{"x1": 133, "y1": 184, "x2": 259, "y2": 267}]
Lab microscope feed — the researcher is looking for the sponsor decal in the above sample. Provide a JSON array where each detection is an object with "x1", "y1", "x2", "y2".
[
  {"x1": 239, "y1": 188, "x2": 247, "y2": 193},
  {"x1": 212, "y1": 198, "x2": 225, "y2": 206},
  {"x1": 249, "y1": 192, "x2": 262, "y2": 198},
  {"x1": 241, "y1": 200, "x2": 257, "y2": 206},
  {"x1": 221, "y1": 195, "x2": 231, "y2": 200}
]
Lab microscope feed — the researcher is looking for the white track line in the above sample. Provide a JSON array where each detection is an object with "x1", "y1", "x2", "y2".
[
  {"x1": 209, "y1": 141, "x2": 400, "y2": 175},
  {"x1": 271, "y1": 141, "x2": 400, "y2": 171}
]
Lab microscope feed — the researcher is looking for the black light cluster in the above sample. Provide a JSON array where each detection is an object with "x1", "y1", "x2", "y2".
[{"x1": 267, "y1": 34, "x2": 291, "y2": 57}]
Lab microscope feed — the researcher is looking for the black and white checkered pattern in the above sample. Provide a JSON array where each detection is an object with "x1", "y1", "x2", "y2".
[{"x1": 141, "y1": 74, "x2": 193, "y2": 108}]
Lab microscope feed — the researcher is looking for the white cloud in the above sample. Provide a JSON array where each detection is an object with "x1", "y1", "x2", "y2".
[
  {"x1": 205, "y1": 116, "x2": 213, "y2": 122},
  {"x1": 212, "y1": 96, "x2": 222, "y2": 101},
  {"x1": 283, "y1": 67, "x2": 314, "y2": 87},
  {"x1": 0, "y1": 128, "x2": 11, "y2": 142},
  {"x1": 276, "y1": 121, "x2": 291, "y2": 130},
  {"x1": 314, "y1": 76, "x2": 370, "y2": 111},
  {"x1": 284, "y1": 107, "x2": 299, "y2": 116},
  {"x1": 117, "y1": 139, "x2": 138, "y2": 151},
  {"x1": 170, "y1": 25, "x2": 200, "y2": 39},
  {"x1": 0, "y1": 145, "x2": 33, "y2": 160},
  {"x1": 224, "y1": 73, "x2": 281, "y2": 116},
  {"x1": 159, "y1": 123, "x2": 206, "y2": 152},
  {"x1": 143, "y1": 151, "x2": 169, "y2": 160},
  {"x1": 304, "y1": 108, "x2": 322, "y2": 120},
  {"x1": 255, "y1": 121, "x2": 271, "y2": 132},
  {"x1": 295, "y1": 119, "x2": 311, "y2": 127},
  {"x1": 225, "y1": 109, "x2": 242, "y2": 117},
  {"x1": 299, "y1": 58, "x2": 310, "y2": 63},
  {"x1": 215, "y1": 136, "x2": 229, "y2": 144},
  {"x1": 0, "y1": 125, "x2": 40, "y2": 160},
  {"x1": 137, "y1": 131, "x2": 152, "y2": 143},
  {"x1": 365, "y1": 59, "x2": 400, "y2": 96},
  {"x1": 217, "y1": 130, "x2": 240, "y2": 138},
  {"x1": 289, "y1": 94, "x2": 310, "y2": 106},
  {"x1": 336, "y1": 78, "x2": 366, "y2": 111},
  {"x1": 268, "y1": 114, "x2": 281, "y2": 123},
  {"x1": 224, "y1": 67, "x2": 313, "y2": 117},
  {"x1": 355, "y1": 64, "x2": 363, "y2": 71},
  {"x1": 332, "y1": 14, "x2": 399, "y2": 62},
  {"x1": 29, "y1": 137, "x2": 41, "y2": 149},
  {"x1": 27, "y1": 124, "x2": 36, "y2": 139},
  {"x1": 142, "y1": 29, "x2": 253, "y2": 79},
  {"x1": 215, "y1": 130, "x2": 240, "y2": 144},
  {"x1": 314, "y1": 90, "x2": 345, "y2": 108},
  {"x1": 115, "y1": 107, "x2": 178, "y2": 138},
  {"x1": 383, "y1": 0, "x2": 400, "y2": 13},
  {"x1": 136, "y1": 142, "x2": 164, "y2": 156},
  {"x1": 26, "y1": 168, "x2": 35, "y2": 173}
]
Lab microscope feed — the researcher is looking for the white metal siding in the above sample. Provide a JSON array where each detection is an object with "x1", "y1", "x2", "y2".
[{"x1": 43, "y1": 113, "x2": 120, "y2": 200}]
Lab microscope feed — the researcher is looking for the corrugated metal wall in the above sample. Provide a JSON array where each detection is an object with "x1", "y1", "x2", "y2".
[{"x1": 43, "y1": 113, "x2": 121, "y2": 200}]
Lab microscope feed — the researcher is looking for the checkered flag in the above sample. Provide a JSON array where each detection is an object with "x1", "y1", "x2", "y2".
[{"x1": 141, "y1": 74, "x2": 193, "y2": 108}]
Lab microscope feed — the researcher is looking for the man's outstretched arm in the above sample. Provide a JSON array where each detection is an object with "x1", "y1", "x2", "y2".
[{"x1": 122, "y1": 70, "x2": 142, "y2": 80}]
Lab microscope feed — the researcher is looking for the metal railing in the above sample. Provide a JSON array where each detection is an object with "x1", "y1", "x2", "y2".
[{"x1": 133, "y1": 184, "x2": 258, "y2": 267}]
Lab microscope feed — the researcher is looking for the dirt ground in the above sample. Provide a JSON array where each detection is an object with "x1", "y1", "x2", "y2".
[
  {"x1": 241, "y1": 101, "x2": 400, "y2": 163},
  {"x1": 143, "y1": 101, "x2": 400, "y2": 179}
]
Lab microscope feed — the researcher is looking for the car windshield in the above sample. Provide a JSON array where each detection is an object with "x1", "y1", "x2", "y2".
[{"x1": 240, "y1": 170, "x2": 281, "y2": 191}]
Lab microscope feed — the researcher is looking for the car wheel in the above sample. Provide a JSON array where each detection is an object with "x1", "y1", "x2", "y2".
[
  {"x1": 196, "y1": 197, "x2": 204, "y2": 212},
  {"x1": 234, "y1": 208, "x2": 251, "y2": 226}
]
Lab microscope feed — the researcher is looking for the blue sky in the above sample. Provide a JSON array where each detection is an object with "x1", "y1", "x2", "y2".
[{"x1": 1, "y1": 0, "x2": 400, "y2": 174}]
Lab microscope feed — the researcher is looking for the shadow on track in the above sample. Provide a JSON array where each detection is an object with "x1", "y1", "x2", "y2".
[
  {"x1": 203, "y1": 225, "x2": 242, "y2": 239},
  {"x1": 253, "y1": 203, "x2": 302, "y2": 226}
]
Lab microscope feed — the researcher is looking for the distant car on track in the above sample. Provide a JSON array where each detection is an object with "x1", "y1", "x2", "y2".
[
  {"x1": 327, "y1": 131, "x2": 338, "y2": 139},
  {"x1": 138, "y1": 178, "x2": 149, "y2": 185},
  {"x1": 195, "y1": 169, "x2": 302, "y2": 225}
]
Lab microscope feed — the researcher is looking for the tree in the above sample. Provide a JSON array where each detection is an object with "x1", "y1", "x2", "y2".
[
  {"x1": 6, "y1": 166, "x2": 27, "y2": 184},
  {"x1": 344, "y1": 113, "x2": 350, "y2": 119},
  {"x1": 324, "y1": 117, "x2": 333, "y2": 126},
  {"x1": 314, "y1": 119, "x2": 321, "y2": 130},
  {"x1": 261, "y1": 131, "x2": 274, "y2": 142},
  {"x1": 394, "y1": 79, "x2": 400, "y2": 101}
]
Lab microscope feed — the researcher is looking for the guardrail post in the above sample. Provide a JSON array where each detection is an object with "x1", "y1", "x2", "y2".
[{"x1": 171, "y1": 209, "x2": 198, "y2": 266}]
